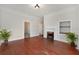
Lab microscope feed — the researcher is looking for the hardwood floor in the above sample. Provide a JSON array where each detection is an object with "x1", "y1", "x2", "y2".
[{"x1": 0, "y1": 36, "x2": 79, "y2": 55}]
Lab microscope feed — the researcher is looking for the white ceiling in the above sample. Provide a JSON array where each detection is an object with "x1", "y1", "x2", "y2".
[{"x1": 0, "y1": 4, "x2": 78, "y2": 16}]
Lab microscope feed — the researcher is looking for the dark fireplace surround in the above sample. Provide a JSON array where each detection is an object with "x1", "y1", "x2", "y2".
[{"x1": 47, "y1": 32, "x2": 54, "y2": 40}]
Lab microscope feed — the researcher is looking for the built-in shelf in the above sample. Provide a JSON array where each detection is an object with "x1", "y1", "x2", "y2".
[
  {"x1": 59, "y1": 21, "x2": 71, "y2": 34},
  {"x1": 60, "y1": 26, "x2": 70, "y2": 28}
]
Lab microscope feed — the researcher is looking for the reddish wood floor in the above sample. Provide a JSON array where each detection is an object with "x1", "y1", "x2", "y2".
[{"x1": 0, "y1": 36, "x2": 79, "y2": 55}]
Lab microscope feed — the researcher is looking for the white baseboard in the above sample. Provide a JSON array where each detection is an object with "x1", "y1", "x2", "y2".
[
  {"x1": 55, "y1": 39, "x2": 68, "y2": 43},
  {"x1": 76, "y1": 47, "x2": 79, "y2": 50},
  {"x1": 8, "y1": 37, "x2": 24, "y2": 42}
]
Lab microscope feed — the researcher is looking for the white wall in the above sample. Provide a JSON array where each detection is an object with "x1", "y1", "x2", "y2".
[
  {"x1": 0, "y1": 7, "x2": 44, "y2": 41},
  {"x1": 0, "y1": 9, "x2": 2, "y2": 28},
  {"x1": 0, "y1": 8, "x2": 26, "y2": 41},
  {"x1": 76, "y1": 7, "x2": 79, "y2": 49},
  {"x1": 0, "y1": 19, "x2": 1, "y2": 28},
  {"x1": 44, "y1": 6, "x2": 79, "y2": 49},
  {"x1": 26, "y1": 16, "x2": 43, "y2": 37}
]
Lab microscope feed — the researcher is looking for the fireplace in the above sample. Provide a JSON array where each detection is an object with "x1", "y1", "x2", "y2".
[{"x1": 47, "y1": 32, "x2": 54, "y2": 40}]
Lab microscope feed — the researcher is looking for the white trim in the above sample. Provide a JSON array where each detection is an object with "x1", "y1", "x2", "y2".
[
  {"x1": 8, "y1": 37, "x2": 24, "y2": 42},
  {"x1": 55, "y1": 39, "x2": 68, "y2": 43}
]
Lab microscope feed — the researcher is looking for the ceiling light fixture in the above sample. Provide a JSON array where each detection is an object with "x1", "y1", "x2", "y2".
[{"x1": 35, "y1": 4, "x2": 40, "y2": 8}]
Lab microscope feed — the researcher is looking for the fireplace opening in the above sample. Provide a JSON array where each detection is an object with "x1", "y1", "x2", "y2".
[{"x1": 47, "y1": 32, "x2": 54, "y2": 40}]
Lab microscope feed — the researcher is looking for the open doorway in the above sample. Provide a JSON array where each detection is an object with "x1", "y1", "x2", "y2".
[
  {"x1": 24, "y1": 16, "x2": 44, "y2": 38},
  {"x1": 24, "y1": 21, "x2": 30, "y2": 39},
  {"x1": 39, "y1": 18, "x2": 44, "y2": 37}
]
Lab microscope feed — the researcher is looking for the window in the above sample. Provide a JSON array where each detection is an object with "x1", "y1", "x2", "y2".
[{"x1": 59, "y1": 21, "x2": 71, "y2": 34}]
